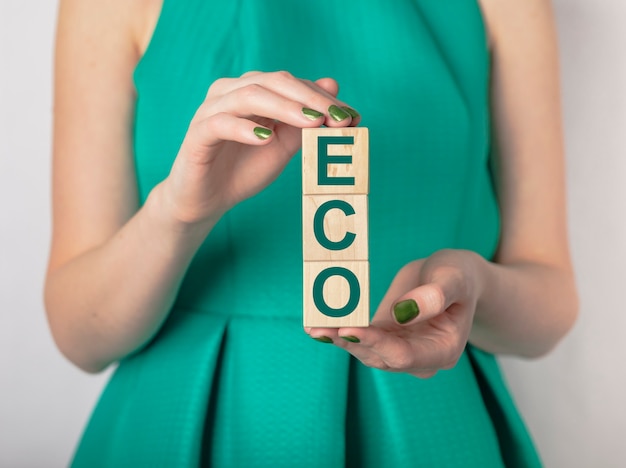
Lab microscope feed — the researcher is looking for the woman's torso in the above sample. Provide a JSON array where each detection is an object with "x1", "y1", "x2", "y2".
[
  {"x1": 132, "y1": 0, "x2": 499, "y2": 319},
  {"x1": 70, "y1": 2, "x2": 541, "y2": 467}
]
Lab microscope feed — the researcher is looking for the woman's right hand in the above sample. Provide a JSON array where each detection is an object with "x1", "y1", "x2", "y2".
[
  {"x1": 156, "y1": 71, "x2": 360, "y2": 228},
  {"x1": 50, "y1": 2, "x2": 364, "y2": 373}
]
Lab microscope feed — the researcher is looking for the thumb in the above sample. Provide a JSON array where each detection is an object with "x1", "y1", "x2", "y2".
[{"x1": 391, "y1": 272, "x2": 463, "y2": 325}]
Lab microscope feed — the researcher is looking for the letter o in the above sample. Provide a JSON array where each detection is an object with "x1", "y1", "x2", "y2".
[{"x1": 312, "y1": 267, "x2": 361, "y2": 317}]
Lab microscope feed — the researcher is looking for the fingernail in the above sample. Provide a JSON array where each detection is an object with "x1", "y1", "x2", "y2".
[
  {"x1": 341, "y1": 335, "x2": 360, "y2": 343},
  {"x1": 253, "y1": 127, "x2": 272, "y2": 140},
  {"x1": 393, "y1": 299, "x2": 419, "y2": 324},
  {"x1": 341, "y1": 106, "x2": 360, "y2": 119},
  {"x1": 328, "y1": 105, "x2": 350, "y2": 122},
  {"x1": 302, "y1": 107, "x2": 325, "y2": 120},
  {"x1": 313, "y1": 336, "x2": 333, "y2": 344}
]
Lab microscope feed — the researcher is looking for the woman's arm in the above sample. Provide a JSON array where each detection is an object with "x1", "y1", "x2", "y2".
[
  {"x1": 46, "y1": 0, "x2": 211, "y2": 373},
  {"x1": 46, "y1": 0, "x2": 358, "y2": 373},
  {"x1": 307, "y1": 0, "x2": 577, "y2": 372},
  {"x1": 470, "y1": 0, "x2": 578, "y2": 356}
]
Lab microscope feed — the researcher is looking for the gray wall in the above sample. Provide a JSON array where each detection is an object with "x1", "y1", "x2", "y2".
[
  {"x1": 500, "y1": 1, "x2": 626, "y2": 466},
  {"x1": 0, "y1": 1, "x2": 623, "y2": 466},
  {"x1": 0, "y1": 2, "x2": 113, "y2": 466}
]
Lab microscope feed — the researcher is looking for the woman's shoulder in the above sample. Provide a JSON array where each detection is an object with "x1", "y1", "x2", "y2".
[
  {"x1": 56, "y1": 0, "x2": 157, "y2": 67},
  {"x1": 478, "y1": 0, "x2": 556, "y2": 52},
  {"x1": 133, "y1": 0, "x2": 164, "y2": 59},
  {"x1": 57, "y1": 0, "x2": 162, "y2": 62}
]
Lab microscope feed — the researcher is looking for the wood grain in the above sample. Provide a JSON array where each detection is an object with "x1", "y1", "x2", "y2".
[
  {"x1": 302, "y1": 194, "x2": 368, "y2": 261},
  {"x1": 303, "y1": 261, "x2": 370, "y2": 327},
  {"x1": 302, "y1": 127, "x2": 369, "y2": 195}
]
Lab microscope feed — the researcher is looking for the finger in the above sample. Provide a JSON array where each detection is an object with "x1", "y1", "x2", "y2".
[
  {"x1": 356, "y1": 322, "x2": 462, "y2": 372},
  {"x1": 205, "y1": 83, "x2": 332, "y2": 128},
  {"x1": 240, "y1": 70, "x2": 263, "y2": 79},
  {"x1": 306, "y1": 327, "x2": 340, "y2": 345},
  {"x1": 351, "y1": 324, "x2": 418, "y2": 368},
  {"x1": 212, "y1": 71, "x2": 329, "y2": 104},
  {"x1": 209, "y1": 72, "x2": 355, "y2": 127},
  {"x1": 369, "y1": 260, "x2": 423, "y2": 325},
  {"x1": 305, "y1": 324, "x2": 370, "y2": 347},
  {"x1": 305, "y1": 327, "x2": 370, "y2": 350},
  {"x1": 313, "y1": 77, "x2": 339, "y2": 97},
  {"x1": 184, "y1": 112, "x2": 274, "y2": 155},
  {"x1": 304, "y1": 78, "x2": 362, "y2": 127},
  {"x1": 309, "y1": 323, "x2": 460, "y2": 375}
]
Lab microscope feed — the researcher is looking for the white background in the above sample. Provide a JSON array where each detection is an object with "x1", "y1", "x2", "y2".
[{"x1": 1, "y1": 1, "x2": 624, "y2": 466}]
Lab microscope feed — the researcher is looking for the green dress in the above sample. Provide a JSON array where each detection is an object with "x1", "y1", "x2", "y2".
[{"x1": 71, "y1": 1, "x2": 541, "y2": 466}]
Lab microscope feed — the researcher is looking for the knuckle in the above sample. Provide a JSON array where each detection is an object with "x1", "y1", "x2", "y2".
[
  {"x1": 237, "y1": 83, "x2": 264, "y2": 100},
  {"x1": 442, "y1": 339, "x2": 465, "y2": 370},
  {"x1": 308, "y1": 93, "x2": 329, "y2": 111},
  {"x1": 442, "y1": 357, "x2": 459, "y2": 371},
  {"x1": 274, "y1": 70, "x2": 294, "y2": 80},
  {"x1": 193, "y1": 113, "x2": 226, "y2": 141},
  {"x1": 190, "y1": 118, "x2": 208, "y2": 141},
  {"x1": 397, "y1": 260, "x2": 421, "y2": 280},
  {"x1": 207, "y1": 77, "x2": 229, "y2": 96},
  {"x1": 362, "y1": 357, "x2": 388, "y2": 370},
  {"x1": 196, "y1": 100, "x2": 216, "y2": 119},
  {"x1": 204, "y1": 112, "x2": 225, "y2": 129},
  {"x1": 415, "y1": 370, "x2": 438, "y2": 379},
  {"x1": 442, "y1": 353, "x2": 461, "y2": 370},
  {"x1": 387, "y1": 353, "x2": 414, "y2": 370},
  {"x1": 271, "y1": 70, "x2": 295, "y2": 82},
  {"x1": 426, "y1": 283, "x2": 446, "y2": 313},
  {"x1": 375, "y1": 361, "x2": 391, "y2": 371}
]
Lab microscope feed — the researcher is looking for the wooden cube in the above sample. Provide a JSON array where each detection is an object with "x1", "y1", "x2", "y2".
[
  {"x1": 302, "y1": 194, "x2": 368, "y2": 262},
  {"x1": 303, "y1": 261, "x2": 369, "y2": 328},
  {"x1": 302, "y1": 127, "x2": 369, "y2": 195}
]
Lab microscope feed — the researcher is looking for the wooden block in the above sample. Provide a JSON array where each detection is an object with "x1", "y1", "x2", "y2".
[
  {"x1": 302, "y1": 127, "x2": 369, "y2": 195},
  {"x1": 303, "y1": 261, "x2": 369, "y2": 328},
  {"x1": 303, "y1": 194, "x2": 368, "y2": 261}
]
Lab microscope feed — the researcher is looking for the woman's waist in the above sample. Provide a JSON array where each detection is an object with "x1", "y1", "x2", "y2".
[{"x1": 173, "y1": 273, "x2": 304, "y2": 320}]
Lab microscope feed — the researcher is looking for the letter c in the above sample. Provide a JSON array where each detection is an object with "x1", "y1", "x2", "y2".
[{"x1": 313, "y1": 199, "x2": 356, "y2": 251}]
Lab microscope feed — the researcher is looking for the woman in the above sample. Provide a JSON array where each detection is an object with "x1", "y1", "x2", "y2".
[{"x1": 46, "y1": 0, "x2": 577, "y2": 466}]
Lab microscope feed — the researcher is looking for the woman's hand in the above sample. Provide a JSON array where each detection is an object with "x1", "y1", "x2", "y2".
[
  {"x1": 306, "y1": 249, "x2": 485, "y2": 378},
  {"x1": 155, "y1": 71, "x2": 360, "y2": 228}
]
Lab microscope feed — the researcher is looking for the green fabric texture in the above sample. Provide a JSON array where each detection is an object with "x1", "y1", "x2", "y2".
[{"x1": 71, "y1": 1, "x2": 542, "y2": 466}]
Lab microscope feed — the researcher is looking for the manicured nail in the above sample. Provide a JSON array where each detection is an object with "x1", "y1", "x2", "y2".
[
  {"x1": 341, "y1": 106, "x2": 360, "y2": 119},
  {"x1": 253, "y1": 127, "x2": 272, "y2": 140},
  {"x1": 328, "y1": 105, "x2": 350, "y2": 122},
  {"x1": 313, "y1": 336, "x2": 333, "y2": 344},
  {"x1": 302, "y1": 107, "x2": 325, "y2": 120},
  {"x1": 393, "y1": 299, "x2": 419, "y2": 324},
  {"x1": 341, "y1": 335, "x2": 360, "y2": 343}
]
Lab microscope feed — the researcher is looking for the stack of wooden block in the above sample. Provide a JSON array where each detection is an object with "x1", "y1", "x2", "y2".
[{"x1": 302, "y1": 127, "x2": 370, "y2": 328}]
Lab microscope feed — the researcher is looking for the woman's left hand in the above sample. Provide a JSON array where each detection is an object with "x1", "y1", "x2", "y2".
[{"x1": 306, "y1": 249, "x2": 485, "y2": 378}]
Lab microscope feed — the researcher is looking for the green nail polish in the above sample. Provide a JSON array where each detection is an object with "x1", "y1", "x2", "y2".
[
  {"x1": 341, "y1": 106, "x2": 360, "y2": 119},
  {"x1": 328, "y1": 105, "x2": 350, "y2": 122},
  {"x1": 253, "y1": 127, "x2": 272, "y2": 140},
  {"x1": 393, "y1": 299, "x2": 419, "y2": 324},
  {"x1": 302, "y1": 107, "x2": 324, "y2": 120},
  {"x1": 341, "y1": 335, "x2": 360, "y2": 343},
  {"x1": 313, "y1": 336, "x2": 333, "y2": 344}
]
